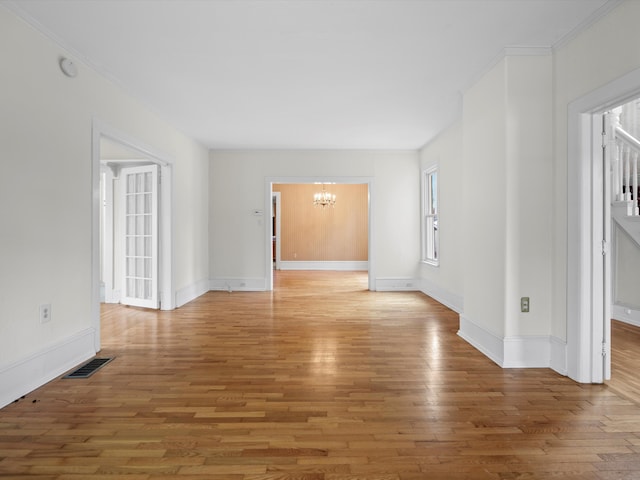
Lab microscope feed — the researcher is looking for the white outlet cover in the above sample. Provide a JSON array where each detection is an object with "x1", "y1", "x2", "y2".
[{"x1": 40, "y1": 304, "x2": 52, "y2": 323}]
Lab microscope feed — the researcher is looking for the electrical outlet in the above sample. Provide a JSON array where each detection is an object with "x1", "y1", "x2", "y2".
[
  {"x1": 521, "y1": 297, "x2": 530, "y2": 313},
  {"x1": 39, "y1": 304, "x2": 51, "y2": 324}
]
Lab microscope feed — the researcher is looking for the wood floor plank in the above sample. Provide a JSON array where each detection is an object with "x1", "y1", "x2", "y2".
[{"x1": 2, "y1": 271, "x2": 640, "y2": 479}]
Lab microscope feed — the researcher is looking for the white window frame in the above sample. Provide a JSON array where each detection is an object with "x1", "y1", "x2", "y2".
[{"x1": 421, "y1": 166, "x2": 439, "y2": 266}]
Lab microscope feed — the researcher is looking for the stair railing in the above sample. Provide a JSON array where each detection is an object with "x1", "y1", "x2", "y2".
[{"x1": 607, "y1": 108, "x2": 640, "y2": 216}]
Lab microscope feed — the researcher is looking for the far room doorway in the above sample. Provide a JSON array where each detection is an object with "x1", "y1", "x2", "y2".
[
  {"x1": 92, "y1": 120, "x2": 174, "y2": 352},
  {"x1": 265, "y1": 177, "x2": 375, "y2": 291}
]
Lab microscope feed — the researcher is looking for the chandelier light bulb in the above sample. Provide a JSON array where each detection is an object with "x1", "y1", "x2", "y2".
[{"x1": 313, "y1": 184, "x2": 336, "y2": 207}]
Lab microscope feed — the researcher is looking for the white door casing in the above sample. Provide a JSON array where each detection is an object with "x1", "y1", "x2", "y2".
[
  {"x1": 273, "y1": 192, "x2": 281, "y2": 270},
  {"x1": 602, "y1": 113, "x2": 614, "y2": 381},
  {"x1": 100, "y1": 166, "x2": 116, "y2": 303}
]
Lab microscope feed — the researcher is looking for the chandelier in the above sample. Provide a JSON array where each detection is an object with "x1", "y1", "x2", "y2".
[{"x1": 313, "y1": 184, "x2": 336, "y2": 207}]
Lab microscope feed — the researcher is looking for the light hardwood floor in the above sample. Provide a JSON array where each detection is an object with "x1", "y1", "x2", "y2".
[
  {"x1": 2, "y1": 271, "x2": 640, "y2": 479},
  {"x1": 608, "y1": 320, "x2": 640, "y2": 406}
]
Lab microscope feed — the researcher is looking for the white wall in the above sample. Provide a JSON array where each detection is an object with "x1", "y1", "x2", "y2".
[
  {"x1": 614, "y1": 225, "x2": 640, "y2": 309},
  {"x1": 173, "y1": 139, "x2": 210, "y2": 299},
  {"x1": 417, "y1": 1, "x2": 640, "y2": 374},
  {"x1": 461, "y1": 58, "x2": 509, "y2": 338},
  {"x1": 418, "y1": 121, "x2": 464, "y2": 312},
  {"x1": 503, "y1": 55, "x2": 553, "y2": 338},
  {"x1": 209, "y1": 150, "x2": 420, "y2": 289},
  {"x1": 553, "y1": 0, "x2": 640, "y2": 341},
  {"x1": 0, "y1": 7, "x2": 209, "y2": 407},
  {"x1": 452, "y1": 53, "x2": 554, "y2": 368}
]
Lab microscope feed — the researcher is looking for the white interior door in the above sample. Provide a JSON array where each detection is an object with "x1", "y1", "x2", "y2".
[
  {"x1": 591, "y1": 112, "x2": 613, "y2": 383},
  {"x1": 120, "y1": 164, "x2": 159, "y2": 309},
  {"x1": 602, "y1": 113, "x2": 613, "y2": 380}
]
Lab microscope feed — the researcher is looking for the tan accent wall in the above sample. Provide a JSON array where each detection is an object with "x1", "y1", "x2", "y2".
[{"x1": 273, "y1": 184, "x2": 368, "y2": 261}]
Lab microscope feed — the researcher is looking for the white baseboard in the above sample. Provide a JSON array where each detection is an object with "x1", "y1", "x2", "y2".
[
  {"x1": 175, "y1": 278, "x2": 210, "y2": 307},
  {"x1": 503, "y1": 335, "x2": 551, "y2": 368},
  {"x1": 458, "y1": 315, "x2": 504, "y2": 366},
  {"x1": 103, "y1": 289, "x2": 121, "y2": 304},
  {"x1": 458, "y1": 314, "x2": 565, "y2": 371},
  {"x1": 550, "y1": 336, "x2": 567, "y2": 376},
  {"x1": 612, "y1": 304, "x2": 640, "y2": 328},
  {"x1": 419, "y1": 278, "x2": 464, "y2": 313},
  {"x1": 279, "y1": 261, "x2": 368, "y2": 271},
  {"x1": 375, "y1": 277, "x2": 419, "y2": 291},
  {"x1": 209, "y1": 277, "x2": 266, "y2": 292},
  {"x1": 0, "y1": 328, "x2": 96, "y2": 409}
]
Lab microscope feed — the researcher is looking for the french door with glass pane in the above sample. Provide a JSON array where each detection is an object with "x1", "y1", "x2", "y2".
[{"x1": 120, "y1": 165, "x2": 158, "y2": 309}]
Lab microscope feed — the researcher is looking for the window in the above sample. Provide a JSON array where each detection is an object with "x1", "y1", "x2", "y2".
[{"x1": 422, "y1": 166, "x2": 438, "y2": 265}]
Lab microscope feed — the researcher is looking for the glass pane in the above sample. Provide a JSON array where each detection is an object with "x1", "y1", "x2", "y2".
[
  {"x1": 144, "y1": 193, "x2": 152, "y2": 214},
  {"x1": 145, "y1": 236, "x2": 152, "y2": 256},
  {"x1": 127, "y1": 215, "x2": 135, "y2": 235},
  {"x1": 137, "y1": 236, "x2": 145, "y2": 256},
  {"x1": 136, "y1": 258, "x2": 144, "y2": 278},
  {"x1": 136, "y1": 215, "x2": 145, "y2": 235},
  {"x1": 127, "y1": 174, "x2": 135, "y2": 194},
  {"x1": 425, "y1": 216, "x2": 435, "y2": 260},
  {"x1": 136, "y1": 193, "x2": 144, "y2": 213},
  {"x1": 127, "y1": 194, "x2": 136, "y2": 214},
  {"x1": 136, "y1": 173, "x2": 144, "y2": 193},
  {"x1": 126, "y1": 278, "x2": 135, "y2": 297},
  {"x1": 144, "y1": 280, "x2": 152, "y2": 300},
  {"x1": 127, "y1": 258, "x2": 135, "y2": 276},
  {"x1": 144, "y1": 215, "x2": 152, "y2": 235},
  {"x1": 430, "y1": 172, "x2": 438, "y2": 215},
  {"x1": 145, "y1": 172, "x2": 152, "y2": 192},
  {"x1": 144, "y1": 258, "x2": 152, "y2": 278},
  {"x1": 127, "y1": 236, "x2": 135, "y2": 256},
  {"x1": 433, "y1": 215, "x2": 439, "y2": 260}
]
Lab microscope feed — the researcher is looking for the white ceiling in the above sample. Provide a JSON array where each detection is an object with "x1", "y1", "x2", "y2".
[{"x1": 4, "y1": 0, "x2": 616, "y2": 150}]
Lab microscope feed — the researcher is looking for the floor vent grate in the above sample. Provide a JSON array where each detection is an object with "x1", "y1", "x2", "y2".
[{"x1": 63, "y1": 357, "x2": 114, "y2": 379}]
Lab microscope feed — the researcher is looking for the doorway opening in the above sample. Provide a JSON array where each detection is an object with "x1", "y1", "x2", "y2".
[
  {"x1": 100, "y1": 148, "x2": 160, "y2": 309},
  {"x1": 91, "y1": 120, "x2": 174, "y2": 352},
  {"x1": 264, "y1": 177, "x2": 375, "y2": 292},
  {"x1": 567, "y1": 67, "x2": 640, "y2": 384},
  {"x1": 604, "y1": 98, "x2": 640, "y2": 396}
]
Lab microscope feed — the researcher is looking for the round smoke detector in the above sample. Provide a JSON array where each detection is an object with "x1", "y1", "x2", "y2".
[{"x1": 59, "y1": 57, "x2": 77, "y2": 78}]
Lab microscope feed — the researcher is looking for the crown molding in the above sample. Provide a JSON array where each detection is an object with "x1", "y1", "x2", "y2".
[
  {"x1": 457, "y1": 0, "x2": 623, "y2": 95},
  {"x1": 552, "y1": 0, "x2": 625, "y2": 51}
]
